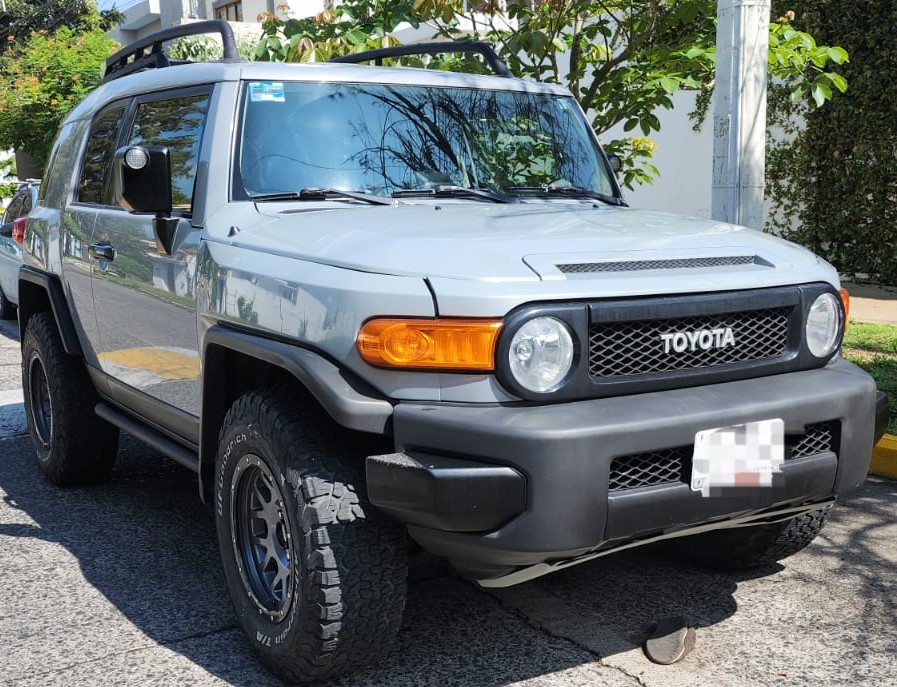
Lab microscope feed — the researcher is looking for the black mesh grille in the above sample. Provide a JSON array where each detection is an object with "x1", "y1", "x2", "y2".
[
  {"x1": 608, "y1": 447, "x2": 690, "y2": 491},
  {"x1": 608, "y1": 421, "x2": 839, "y2": 493},
  {"x1": 559, "y1": 256, "x2": 756, "y2": 274},
  {"x1": 589, "y1": 307, "x2": 791, "y2": 378},
  {"x1": 789, "y1": 421, "x2": 838, "y2": 459}
]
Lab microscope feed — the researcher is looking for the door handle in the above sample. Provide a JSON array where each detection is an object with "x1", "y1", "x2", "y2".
[{"x1": 89, "y1": 242, "x2": 115, "y2": 262}]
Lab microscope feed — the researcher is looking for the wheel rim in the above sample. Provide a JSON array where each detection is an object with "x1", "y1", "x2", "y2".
[
  {"x1": 28, "y1": 354, "x2": 53, "y2": 448},
  {"x1": 231, "y1": 454, "x2": 295, "y2": 621}
]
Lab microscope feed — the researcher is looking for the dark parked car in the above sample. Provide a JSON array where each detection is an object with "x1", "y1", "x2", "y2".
[{"x1": 0, "y1": 179, "x2": 38, "y2": 319}]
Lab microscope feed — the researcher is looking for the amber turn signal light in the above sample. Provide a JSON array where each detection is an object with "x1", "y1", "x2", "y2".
[
  {"x1": 357, "y1": 318, "x2": 503, "y2": 371},
  {"x1": 840, "y1": 287, "x2": 850, "y2": 330}
]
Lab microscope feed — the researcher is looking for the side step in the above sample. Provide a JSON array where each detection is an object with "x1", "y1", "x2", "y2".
[{"x1": 95, "y1": 403, "x2": 200, "y2": 473}]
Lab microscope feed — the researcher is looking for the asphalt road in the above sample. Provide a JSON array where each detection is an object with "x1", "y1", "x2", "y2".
[{"x1": 1, "y1": 316, "x2": 896, "y2": 686}]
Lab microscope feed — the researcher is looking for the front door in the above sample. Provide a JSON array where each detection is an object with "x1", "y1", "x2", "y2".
[{"x1": 92, "y1": 88, "x2": 211, "y2": 426}]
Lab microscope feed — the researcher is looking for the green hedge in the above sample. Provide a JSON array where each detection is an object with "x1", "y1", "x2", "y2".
[{"x1": 766, "y1": 1, "x2": 897, "y2": 285}]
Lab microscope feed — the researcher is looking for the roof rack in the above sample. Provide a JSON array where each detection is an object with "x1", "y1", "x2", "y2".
[
  {"x1": 104, "y1": 19, "x2": 241, "y2": 83},
  {"x1": 329, "y1": 41, "x2": 513, "y2": 78}
]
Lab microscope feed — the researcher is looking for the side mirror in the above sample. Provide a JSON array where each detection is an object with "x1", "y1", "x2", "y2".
[
  {"x1": 607, "y1": 154, "x2": 622, "y2": 174},
  {"x1": 113, "y1": 145, "x2": 172, "y2": 215},
  {"x1": 113, "y1": 145, "x2": 179, "y2": 255}
]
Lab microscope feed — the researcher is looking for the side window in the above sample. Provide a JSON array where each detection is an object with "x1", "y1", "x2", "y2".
[
  {"x1": 3, "y1": 193, "x2": 24, "y2": 224},
  {"x1": 127, "y1": 92, "x2": 210, "y2": 213},
  {"x1": 78, "y1": 105, "x2": 128, "y2": 205}
]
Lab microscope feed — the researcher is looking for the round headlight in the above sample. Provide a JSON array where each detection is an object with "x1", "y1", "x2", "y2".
[
  {"x1": 508, "y1": 317, "x2": 574, "y2": 392},
  {"x1": 806, "y1": 292, "x2": 842, "y2": 358}
]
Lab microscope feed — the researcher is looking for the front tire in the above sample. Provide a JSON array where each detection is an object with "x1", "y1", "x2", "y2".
[
  {"x1": 22, "y1": 312, "x2": 118, "y2": 485},
  {"x1": 215, "y1": 387, "x2": 407, "y2": 683},
  {"x1": 678, "y1": 509, "x2": 829, "y2": 570}
]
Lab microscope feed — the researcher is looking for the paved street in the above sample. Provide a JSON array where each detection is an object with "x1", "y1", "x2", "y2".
[{"x1": 1, "y1": 316, "x2": 896, "y2": 686}]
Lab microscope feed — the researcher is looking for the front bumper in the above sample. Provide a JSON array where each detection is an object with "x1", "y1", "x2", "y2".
[{"x1": 366, "y1": 359, "x2": 878, "y2": 580}]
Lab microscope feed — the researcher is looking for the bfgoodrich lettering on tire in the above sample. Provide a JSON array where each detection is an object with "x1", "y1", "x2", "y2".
[
  {"x1": 215, "y1": 387, "x2": 407, "y2": 683},
  {"x1": 22, "y1": 311, "x2": 118, "y2": 485}
]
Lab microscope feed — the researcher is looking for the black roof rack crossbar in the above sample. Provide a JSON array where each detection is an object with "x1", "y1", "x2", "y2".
[
  {"x1": 104, "y1": 19, "x2": 240, "y2": 83},
  {"x1": 329, "y1": 41, "x2": 513, "y2": 78}
]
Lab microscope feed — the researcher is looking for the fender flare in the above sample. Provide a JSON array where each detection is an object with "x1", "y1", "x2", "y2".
[
  {"x1": 18, "y1": 265, "x2": 82, "y2": 357},
  {"x1": 199, "y1": 325, "x2": 394, "y2": 496}
]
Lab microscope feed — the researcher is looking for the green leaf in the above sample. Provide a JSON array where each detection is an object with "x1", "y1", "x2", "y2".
[
  {"x1": 829, "y1": 73, "x2": 848, "y2": 93},
  {"x1": 811, "y1": 84, "x2": 826, "y2": 108},
  {"x1": 659, "y1": 76, "x2": 679, "y2": 94},
  {"x1": 827, "y1": 46, "x2": 849, "y2": 64}
]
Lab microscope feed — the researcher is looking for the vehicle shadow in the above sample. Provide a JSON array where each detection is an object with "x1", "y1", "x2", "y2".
[
  {"x1": 0, "y1": 431, "x2": 737, "y2": 686},
  {"x1": 3, "y1": 429, "x2": 893, "y2": 686}
]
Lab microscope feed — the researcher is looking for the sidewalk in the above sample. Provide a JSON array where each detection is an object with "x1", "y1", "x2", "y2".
[{"x1": 843, "y1": 281, "x2": 897, "y2": 325}]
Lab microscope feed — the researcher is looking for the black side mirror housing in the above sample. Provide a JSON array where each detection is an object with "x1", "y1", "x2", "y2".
[
  {"x1": 113, "y1": 145, "x2": 172, "y2": 215},
  {"x1": 113, "y1": 145, "x2": 179, "y2": 255},
  {"x1": 607, "y1": 154, "x2": 622, "y2": 174}
]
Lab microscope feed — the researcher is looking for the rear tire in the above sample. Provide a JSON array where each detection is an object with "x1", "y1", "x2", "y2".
[
  {"x1": 215, "y1": 387, "x2": 407, "y2": 683},
  {"x1": 0, "y1": 284, "x2": 15, "y2": 320},
  {"x1": 22, "y1": 312, "x2": 118, "y2": 485},
  {"x1": 677, "y1": 509, "x2": 829, "y2": 570}
]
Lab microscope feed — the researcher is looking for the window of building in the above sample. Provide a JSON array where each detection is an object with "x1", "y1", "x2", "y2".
[{"x1": 214, "y1": 1, "x2": 243, "y2": 22}]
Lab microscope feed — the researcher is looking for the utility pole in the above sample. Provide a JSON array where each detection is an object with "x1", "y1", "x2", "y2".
[{"x1": 711, "y1": 0, "x2": 770, "y2": 230}]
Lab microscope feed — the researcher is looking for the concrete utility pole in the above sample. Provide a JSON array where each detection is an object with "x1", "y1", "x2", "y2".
[{"x1": 711, "y1": 0, "x2": 771, "y2": 229}]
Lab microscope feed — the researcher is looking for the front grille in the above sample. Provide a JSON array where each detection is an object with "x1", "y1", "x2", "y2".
[
  {"x1": 589, "y1": 307, "x2": 791, "y2": 378},
  {"x1": 608, "y1": 421, "x2": 840, "y2": 493},
  {"x1": 789, "y1": 421, "x2": 838, "y2": 459},
  {"x1": 609, "y1": 448, "x2": 690, "y2": 491},
  {"x1": 559, "y1": 256, "x2": 756, "y2": 274}
]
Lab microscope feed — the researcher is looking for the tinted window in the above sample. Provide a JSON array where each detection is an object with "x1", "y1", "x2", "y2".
[
  {"x1": 127, "y1": 92, "x2": 210, "y2": 212},
  {"x1": 78, "y1": 105, "x2": 127, "y2": 205},
  {"x1": 3, "y1": 192, "x2": 24, "y2": 223}
]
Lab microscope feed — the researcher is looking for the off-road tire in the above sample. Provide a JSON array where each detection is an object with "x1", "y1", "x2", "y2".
[
  {"x1": 678, "y1": 509, "x2": 829, "y2": 570},
  {"x1": 0, "y1": 284, "x2": 15, "y2": 320},
  {"x1": 22, "y1": 312, "x2": 118, "y2": 485},
  {"x1": 215, "y1": 387, "x2": 407, "y2": 683}
]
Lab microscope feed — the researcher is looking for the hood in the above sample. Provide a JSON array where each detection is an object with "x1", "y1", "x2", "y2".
[{"x1": 247, "y1": 201, "x2": 824, "y2": 284}]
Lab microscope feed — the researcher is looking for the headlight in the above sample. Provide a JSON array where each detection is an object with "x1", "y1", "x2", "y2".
[
  {"x1": 805, "y1": 292, "x2": 842, "y2": 358},
  {"x1": 508, "y1": 317, "x2": 574, "y2": 392}
]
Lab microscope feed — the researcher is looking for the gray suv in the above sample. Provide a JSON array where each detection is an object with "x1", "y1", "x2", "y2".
[{"x1": 17, "y1": 21, "x2": 886, "y2": 683}]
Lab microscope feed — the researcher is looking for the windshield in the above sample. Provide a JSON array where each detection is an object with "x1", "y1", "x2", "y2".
[{"x1": 236, "y1": 80, "x2": 617, "y2": 200}]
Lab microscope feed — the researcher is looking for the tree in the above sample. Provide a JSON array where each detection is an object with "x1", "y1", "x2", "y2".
[
  {"x1": 255, "y1": 0, "x2": 848, "y2": 188},
  {"x1": 0, "y1": 26, "x2": 118, "y2": 166},
  {"x1": 0, "y1": 0, "x2": 121, "y2": 38}
]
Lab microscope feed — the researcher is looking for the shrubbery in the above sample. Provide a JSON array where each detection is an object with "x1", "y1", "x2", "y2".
[{"x1": 766, "y1": 2, "x2": 897, "y2": 284}]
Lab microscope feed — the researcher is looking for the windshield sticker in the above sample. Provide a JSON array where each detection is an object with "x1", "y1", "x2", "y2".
[{"x1": 249, "y1": 82, "x2": 285, "y2": 103}]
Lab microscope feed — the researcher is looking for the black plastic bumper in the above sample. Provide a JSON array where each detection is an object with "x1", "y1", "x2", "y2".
[{"x1": 368, "y1": 359, "x2": 878, "y2": 577}]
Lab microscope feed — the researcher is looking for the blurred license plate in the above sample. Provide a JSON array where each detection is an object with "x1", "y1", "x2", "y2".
[{"x1": 691, "y1": 419, "x2": 784, "y2": 497}]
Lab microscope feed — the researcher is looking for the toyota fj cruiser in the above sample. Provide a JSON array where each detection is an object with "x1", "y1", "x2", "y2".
[{"x1": 17, "y1": 20, "x2": 887, "y2": 683}]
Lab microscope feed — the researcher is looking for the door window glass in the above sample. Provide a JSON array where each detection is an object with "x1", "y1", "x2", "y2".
[
  {"x1": 78, "y1": 105, "x2": 127, "y2": 205},
  {"x1": 127, "y1": 92, "x2": 210, "y2": 212}
]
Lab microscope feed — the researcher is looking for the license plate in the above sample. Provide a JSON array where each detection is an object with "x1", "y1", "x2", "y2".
[{"x1": 691, "y1": 419, "x2": 784, "y2": 497}]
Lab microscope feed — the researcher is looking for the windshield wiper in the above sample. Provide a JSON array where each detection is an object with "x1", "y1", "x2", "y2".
[
  {"x1": 509, "y1": 184, "x2": 628, "y2": 207},
  {"x1": 392, "y1": 185, "x2": 514, "y2": 204},
  {"x1": 251, "y1": 187, "x2": 392, "y2": 206}
]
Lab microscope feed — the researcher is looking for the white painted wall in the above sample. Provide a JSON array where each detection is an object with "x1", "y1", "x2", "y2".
[{"x1": 603, "y1": 90, "x2": 714, "y2": 219}]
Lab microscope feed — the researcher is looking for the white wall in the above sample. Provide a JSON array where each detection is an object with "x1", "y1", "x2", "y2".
[{"x1": 603, "y1": 90, "x2": 714, "y2": 219}]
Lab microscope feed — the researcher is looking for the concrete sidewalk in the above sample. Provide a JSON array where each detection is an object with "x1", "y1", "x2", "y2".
[{"x1": 843, "y1": 281, "x2": 897, "y2": 325}]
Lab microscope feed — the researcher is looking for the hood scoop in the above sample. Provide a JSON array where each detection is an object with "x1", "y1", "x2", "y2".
[{"x1": 556, "y1": 255, "x2": 770, "y2": 274}]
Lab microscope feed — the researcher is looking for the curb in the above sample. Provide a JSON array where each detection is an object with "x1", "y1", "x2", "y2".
[{"x1": 870, "y1": 434, "x2": 897, "y2": 480}]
